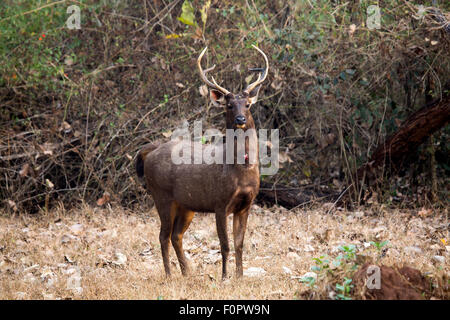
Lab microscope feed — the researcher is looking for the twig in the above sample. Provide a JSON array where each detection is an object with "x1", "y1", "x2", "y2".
[
  {"x1": 326, "y1": 185, "x2": 352, "y2": 215},
  {"x1": 133, "y1": 87, "x2": 191, "y2": 132}
]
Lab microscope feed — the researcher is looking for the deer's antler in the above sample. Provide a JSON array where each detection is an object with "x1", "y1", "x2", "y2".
[
  {"x1": 197, "y1": 47, "x2": 231, "y2": 95},
  {"x1": 244, "y1": 45, "x2": 269, "y2": 94}
]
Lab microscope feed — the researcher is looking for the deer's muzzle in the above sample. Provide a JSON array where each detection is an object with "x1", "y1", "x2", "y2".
[{"x1": 235, "y1": 115, "x2": 246, "y2": 129}]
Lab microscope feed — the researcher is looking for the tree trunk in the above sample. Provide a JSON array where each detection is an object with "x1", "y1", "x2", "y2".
[
  {"x1": 259, "y1": 94, "x2": 449, "y2": 209},
  {"x1": 358, "y1": 94, "x2": 450, "y2": 180}
]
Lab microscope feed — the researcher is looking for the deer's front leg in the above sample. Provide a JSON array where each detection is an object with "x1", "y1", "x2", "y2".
[
  {"x1": 233, "y1": 209, "x2": 249, "y2": 278},
  {"x1": 215, "y1": 211, "x2": 230, "y2": 280}
]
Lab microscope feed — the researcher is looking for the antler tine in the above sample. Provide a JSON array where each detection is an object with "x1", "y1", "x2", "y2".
[
  {"x1": 197, "y1": 47, "x2": 230, "y2": 95},
  {"x1": 244, "y1": 45, "x2": 269, "y2": 94},
  {"x1": 211, "y1": 76, "x2": 223, "y2": 89}
]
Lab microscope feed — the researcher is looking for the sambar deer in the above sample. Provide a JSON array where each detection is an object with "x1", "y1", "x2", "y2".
[{"x1": 135, "y1": 45, "x2": 269, "y2": 279}]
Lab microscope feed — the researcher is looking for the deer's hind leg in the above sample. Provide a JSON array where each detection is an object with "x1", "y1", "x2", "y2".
[
  {"x1": 171, "y1": 205, "x2": 195, "y2": 276},
  {"x1": 154, "y1": 197, "x2": 177, "y2": 277}
]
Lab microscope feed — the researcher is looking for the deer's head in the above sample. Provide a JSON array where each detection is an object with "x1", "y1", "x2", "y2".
[{"x1": 197, "y1": 45, "x2": 269, "y2": 130}]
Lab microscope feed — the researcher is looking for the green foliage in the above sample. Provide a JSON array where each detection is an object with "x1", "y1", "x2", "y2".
[
  {"x1": 311, "y1": 255, "x2": 330, "y2": 272},
  {"x1": 338, "y1": 244, "x2": 357, "y2": 261},
  {"x1": 304, "y1": 243, "x2": 360, "y2": 299},
  {"x1": 177, "y1": 1, "x2": 198, "y2": 27},
  {"x1": 335, "y1": 278, "x2": 354, "y2": 300},
  {"x1": 0, "y1": 1, "x2": 68, "y2": 90},
  {"x1": 299, "y1": 275, "x2": 316, "y2": 288},
  {"x1": 171, "y1": 0, "x2": 211, "y2": 39},
  {"x1": 0, "y1": 1, "x2": 126, "y2": 91},
  {"x1": 370, "y1": 240, "x2": 389, "y2": 249}
]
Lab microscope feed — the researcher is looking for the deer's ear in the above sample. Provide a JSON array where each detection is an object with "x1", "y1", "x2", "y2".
[
  {"x1": 210, "y1": 89, "x2": 226, "y2": 107},
  {"x1": 247, "y1": 85, "x2": 261, "y2": 106}
]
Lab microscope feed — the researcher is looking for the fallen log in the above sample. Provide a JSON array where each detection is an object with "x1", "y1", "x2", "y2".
[{"x1": 256, "y1": 181, "x2": 337, "y2": 209}]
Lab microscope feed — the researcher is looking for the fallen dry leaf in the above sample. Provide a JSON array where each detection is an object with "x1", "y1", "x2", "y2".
[
  {"x1": 112, "y1": 252, "x2": 127, "y2": 266},
  {"x1": 199, "y1": 85, "x2": 208, "y2": 97},
  {"x1": 59, "y1": 121, "x2": 72, "y2": 133},
  {"x1": 96, "y1": 192, "x2": 110, "y2": 206},
  {"x1": 45, "y1": 179, "x2": 54, "y2": 189},
  {"x1": 348, "y1": 24, "x2": 356, "y2": 37},
  {"x1": 19, "y1": 163, "x2": 30, "y2": 177},
  {"x1": 279, "y1": 149, "x2": 293, "y2": 164},
  {"x1": 69, "y1": 223, "x2": 83, "y2": 235},
  {"x1": 418, "y1": 207, "x2": 432, "y2": 217},
  {"x1": 7, "y1": 200, "x2": 18, "y2": 212},
  {"x1": 244, "y1": 267, "x2": 266, "y2": 277}
]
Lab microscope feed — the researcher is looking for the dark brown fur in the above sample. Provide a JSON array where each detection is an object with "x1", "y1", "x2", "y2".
[
  {"x1": 136, "y1": 142, "x2": 160, "y2": 178},
  {"x1": 137, "y1": 47, "x2": 268, "y2": 279}
]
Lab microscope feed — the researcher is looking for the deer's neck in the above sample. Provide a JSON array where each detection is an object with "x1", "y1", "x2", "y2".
[{"x1": 229, "y1": 127, "x2": 259, "y2": 170}]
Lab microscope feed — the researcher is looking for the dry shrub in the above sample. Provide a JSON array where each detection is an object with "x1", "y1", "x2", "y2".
[{"x1": 1, "y1": 1, "x2": 449, "y2": 212}]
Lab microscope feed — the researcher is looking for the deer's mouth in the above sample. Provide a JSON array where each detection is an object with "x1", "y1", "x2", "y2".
[{"x1": 235, "y1": 124, "x2": 246, "y2": 129}]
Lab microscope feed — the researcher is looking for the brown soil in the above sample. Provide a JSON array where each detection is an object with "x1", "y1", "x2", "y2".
[{"x1": 353, "y1": 262, "x2": 433, "y2": 300}]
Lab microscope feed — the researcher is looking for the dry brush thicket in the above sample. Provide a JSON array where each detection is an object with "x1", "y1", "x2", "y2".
[{"x1": 0, "y1": 1, "x2": 449, "y2": 212}]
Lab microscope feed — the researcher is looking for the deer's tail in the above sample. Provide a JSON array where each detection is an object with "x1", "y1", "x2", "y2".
[{"x1": 136, "y1": 142, "x2": 160, "y2": 179}]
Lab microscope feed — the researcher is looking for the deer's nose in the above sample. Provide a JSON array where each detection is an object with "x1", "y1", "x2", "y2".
[{"x1": 235, "y1": 115, "x2": 246, "y2": 125}]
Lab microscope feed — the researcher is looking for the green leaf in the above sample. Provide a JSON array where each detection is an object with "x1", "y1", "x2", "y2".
[
  {"x1": 332, "y1": 258, "x2": 342, "y2": 267},
  {"x1": 200, "y1": 0, "x2": 211, "y2": 28},
  {"x1": 303, "y1": 167, "x2": 311, "y2": 178},
  {"x1": 299, "y1": 276, "x2": 315, "y2": 285},
  {"x1": 177, "y1": 0, "x2": 198, "y2": 27},
  {"x1": 336, "y1": 294, "x2": 352, "y2": 300},
  {"x1": 360, "y1": 79, "x2": 369, "y2": 86},
  {"x1": 380, "y1": 240, "x2": 389, "y2": 247},
  {"x1": 311, "y1": 265, "x2": 321, "y2": 272},
  {"x1": 344, "y1": 278, "x2": 353, "y2": 285}
]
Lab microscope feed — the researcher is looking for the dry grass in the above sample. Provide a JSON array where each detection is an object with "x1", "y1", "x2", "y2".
[{"x1": 0, "y1": 204, "x2": 448, "y2": 300}]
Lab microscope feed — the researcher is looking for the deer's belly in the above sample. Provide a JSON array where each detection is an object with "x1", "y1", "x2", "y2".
[
  {"x1": 173, "y1": 178, "x2": 232, "y2": 212},
  {"x1": 173, "y1": 177, "x2": 258, "y2": 213}
]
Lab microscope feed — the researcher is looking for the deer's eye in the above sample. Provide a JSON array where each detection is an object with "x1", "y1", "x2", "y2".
[{"x1": 227, "y1": 104, "x2": 233, "y2": 109}]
